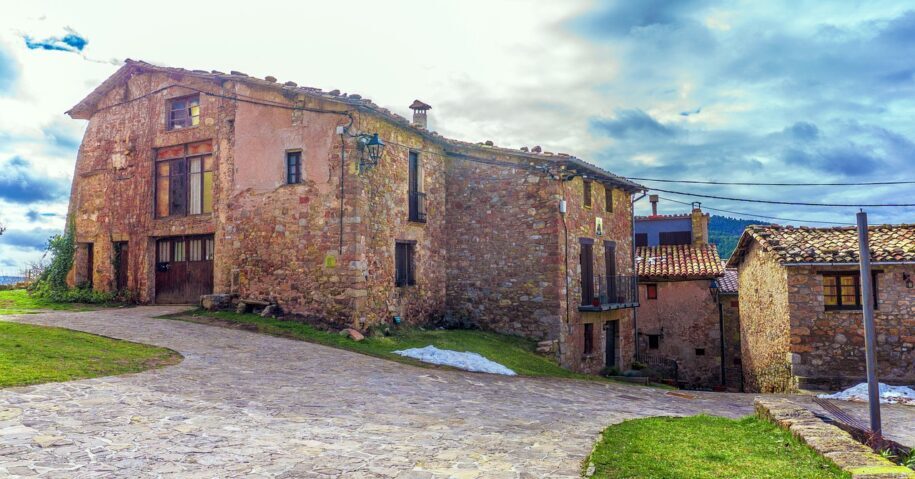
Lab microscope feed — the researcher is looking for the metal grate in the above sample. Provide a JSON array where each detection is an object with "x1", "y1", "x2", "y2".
[{"x1": 812, "y1": 397, "x2": 873, "y2": 433}]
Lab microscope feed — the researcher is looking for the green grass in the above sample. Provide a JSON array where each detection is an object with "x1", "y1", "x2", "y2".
[
  {"x1": 0, "y1": 321, "x2": 182, "y2": 388},
  {"x1": 162, "y1": 309, "x2": 609, "y2": 380},
  {"x1": 0, "y1": 289, "x2": 96, "y2": 315},
  {"x1": 586, "y1": 415, "x2": 850, "y2": 479}
]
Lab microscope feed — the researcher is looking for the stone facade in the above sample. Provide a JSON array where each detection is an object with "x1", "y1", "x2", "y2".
[
  {"x1": 735, "y1": 241, "x2": 915, "y2": 392},
  {"x1": 65, "y1": 61, "x2": 641, "y2": 374},
  {"x1": 637, "y1": 279, "x2": 722, "y2": 388}
]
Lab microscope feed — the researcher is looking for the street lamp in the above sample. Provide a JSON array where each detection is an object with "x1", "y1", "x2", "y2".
[
  {"x1": 708, "y1": 279, "x2": 719, "y2": 301},
  {"x1": 358, "y1": 133, "x2": 385, "y2": 170}
]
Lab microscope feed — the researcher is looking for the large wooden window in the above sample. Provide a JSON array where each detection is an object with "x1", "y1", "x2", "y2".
[
  {"x1": 155, "y1": 141, "x2": 214, "y2": 218},
  {"x1": 168, "y1": 95, "x2": 200, "y2": 130},
  {"x1": 580, "y1": 238, "x2": 595, "y2": 305},
  {"x1": 408, "y1": 151, "x2": 426, "y2": 222},
  {"x1": 583, "y1": 323, "x2": 594, "y2": 355},
  {"x1": 822, "y1": 272, "x2": 878, "y2": 311},
  {"x1": 395, "y1": 241, "x2": 416, "y2": 287},
  {"x1": 286, "y1": 151, "x2": 302, "y2": 184},
  {"x1": 583, "y1": 180, "x2": 592, "y2": 208}
]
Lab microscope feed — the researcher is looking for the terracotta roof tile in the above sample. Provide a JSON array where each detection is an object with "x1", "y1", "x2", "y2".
[
  {"x1": 727, "y1": 224, "x2": 915, "y2": 266},
  {"x1": 719, "y1": 267, "x2": 738, "y2": 294},
  {"x1": 636, "y1": 244, "x2": 724, "y2": 280}
]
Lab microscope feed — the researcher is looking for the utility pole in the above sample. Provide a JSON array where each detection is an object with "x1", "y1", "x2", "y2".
[{"x1": 856, "y1": 210, "x2": 881, "y2": 436}]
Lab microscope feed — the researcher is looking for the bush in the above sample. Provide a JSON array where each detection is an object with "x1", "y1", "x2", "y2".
[
  {"x1": 601, "y1": 366, "x2": 621, "y2": 377},
  {"x1": 30, "y1": 282, "x2": 119, "y2": 304}
]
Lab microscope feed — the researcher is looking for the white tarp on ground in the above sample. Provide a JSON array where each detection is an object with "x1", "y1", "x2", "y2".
[
  {"x1": 818, "y1": 382, "x2": 915, "y2": 405},
  {"x1": 393, "y1": 346, "x2": 517, "y2": 376}
]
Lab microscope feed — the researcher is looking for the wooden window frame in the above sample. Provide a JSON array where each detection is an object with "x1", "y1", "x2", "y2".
[
  {"x1": 580, "y1": 238, "x2": 595, "y2": 306},
  {"x1": 605, "y1": 187, "x2": 613, "y2": 212},
  {"x1": 821, "y1": 271, "x2": 879, "y2": 311},
  {"x1": 286, "y1": 150, "x2": 302, "y2": 184},
  {"x1": 154, "y1": 142, "x2": 214, "y2": 219},
  {"x1": 646, "y1": 283, "x2": 658, "y2": 300},
  {"x1": 167, "y1": 94, "x2": 201, "y2": 131},
  {"x1": 583, "y1": 323, "x2": 594, "y2": 355},
  {"x1": 408, "y1": 151, "x2": 426, "y2": 223},
  {"x1": 395, "y1": 240, "x2": 416, "y2": 287},
  {"x1": 583, "y1": 180, "x2": 592, "y2": 208}
]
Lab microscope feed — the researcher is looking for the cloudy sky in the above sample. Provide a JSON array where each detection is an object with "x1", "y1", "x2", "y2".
[{"x1": 1, "y1": 0, "x2": 914, "y2": 274}]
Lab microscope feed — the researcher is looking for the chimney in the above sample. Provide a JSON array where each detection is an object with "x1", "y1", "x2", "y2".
[
  {"x1": 649, "y1": 194, "x2": 659, "y2": 216},
  {"x1": 691, "y1": 202, "x2": 709, "y2": 245},
  {"x1": 409, "y1": 100, "x2": 431, "y2": 129}
]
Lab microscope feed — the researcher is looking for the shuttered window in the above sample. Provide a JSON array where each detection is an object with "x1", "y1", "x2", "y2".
[
  {"x1": 583, "y1": 180, "x2": 592, "y2": 208},
  {"x1": 659, "y1": 231, "x2": 692, "y2": 245},
  {"x1": 395, "y1": 241, "x2": 416, "y2": 287},
  {"x1": 605, "y1": 187, "x2": 613, "y2": 212},
  {"x1": 580, "y1": 238, "x2": 594, "y2": 305}
]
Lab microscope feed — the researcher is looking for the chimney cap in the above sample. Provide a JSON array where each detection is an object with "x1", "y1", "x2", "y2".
[
  {"x1": 409, "y1": 100, "x2": 431, "y2": 111},
  {"x1": 649, "y1": 194, "x2": 659, "y2": 202}
]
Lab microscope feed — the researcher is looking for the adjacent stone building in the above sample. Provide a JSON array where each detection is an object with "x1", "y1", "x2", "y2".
[
  {"x1": 634, "y1": 197, "x2": 735, "y2": 389},
  {"x1": 64, "y1": 60, "x2": 643, "y2": 373},
  {"x1": 728, "y1": 224, "x2": 915, "y2": 392},
  {"x1": 718, "y1": 266, "x2": 743, "y2": 390}
]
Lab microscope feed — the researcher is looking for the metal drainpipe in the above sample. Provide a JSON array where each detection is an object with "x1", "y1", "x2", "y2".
[{"x1": 631, "y1": 191, "x2": 647, "y2": 362}]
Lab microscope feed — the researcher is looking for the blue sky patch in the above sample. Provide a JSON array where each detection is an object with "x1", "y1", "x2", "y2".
[{"x1": 23, "y1": 28, "x2": 88, "y2": 53}]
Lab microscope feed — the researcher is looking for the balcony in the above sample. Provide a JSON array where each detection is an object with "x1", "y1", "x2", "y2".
[
  {"x1": 409, "y1": 191, "x2": 427, "y2": 223},
  {"x1": 580, "y1": 274, "x2": 639, "y2": 312}
]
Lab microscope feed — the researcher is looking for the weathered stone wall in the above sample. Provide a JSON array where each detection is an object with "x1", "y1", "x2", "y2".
[
  {"x1": 443, "y1": 148, "x2": 563, "y2": 339},
  {"x1": 787, "y1": 264, "x2": 915, "y2": 388},
  {"x1": 720, "y1": 293, "x2": 743, "y2": 391},
  {"x1": 67, "y1": 71, "x2": 232, "y2": 302},
  {"x1": 559, "y1": 176, "x2": 635, "y2": 374},
  {"x1": 636, "y1": 279, "x2": 722, "y2": 388},
  {"x1": 737, "y1": 243, "x2": 794, "y2": 392}
]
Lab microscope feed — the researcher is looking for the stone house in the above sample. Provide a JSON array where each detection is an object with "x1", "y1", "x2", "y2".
[
  {"x1": 634, "y1": 197, "x2": 736, "y2": 389},
  {"x1": 718, "y1": 266, "x2": 743, "y2": 390},
  {"x1": 727, "y1": 224, "x2": 915, "y2": 392},
  {"x1": 64, "y1": 60, "x2": 643, "y2": 373}
]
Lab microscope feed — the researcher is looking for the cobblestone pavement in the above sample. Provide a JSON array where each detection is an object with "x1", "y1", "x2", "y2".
[{"x1": 1, "y1": 307, "x2": 756, "y2": 478}]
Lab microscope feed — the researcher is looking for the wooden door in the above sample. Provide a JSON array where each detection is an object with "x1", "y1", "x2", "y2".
[
  {"x1": 155, "y1": 235, "x2": 213, "y2": 304},
  {"x1": 605, "y1": 320, "x2": 619, "y2": 368},
  {"x1": 114, "y1": 242, "x2": 128, "y2": 290}
]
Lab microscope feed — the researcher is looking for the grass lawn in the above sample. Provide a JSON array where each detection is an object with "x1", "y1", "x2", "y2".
[
  {"x1": 586, "y1": 415, "x2": 849, "y2": 479},
  {"x1": 0, "y1": 289, "x2": 96, "y2": 315},
  {"x1": 0, "y1": 321, "x2": 182, "y2": 388},
  {"x1": 162, "y1": 309, "x2": 612, "y2": 381}
]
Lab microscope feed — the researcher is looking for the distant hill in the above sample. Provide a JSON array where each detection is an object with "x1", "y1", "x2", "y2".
[{"x1": 709, "y1": 215, "x2": 770, "y2": 259}]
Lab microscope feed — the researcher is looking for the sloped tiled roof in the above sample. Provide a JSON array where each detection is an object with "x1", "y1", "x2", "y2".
[
  {"x1": 636, "y1": 244, "x2": 724, "y2": 280},
  {"x1": 719, "y1": 267, "x2": 738, "y2": 294},
  {"x1": 727, "y1": 224, "x2": 915, "y2": 267},
  {"x1": 634, "y1": 214, "x2": 691, "y2": 221},
  {"x1": 67, "y1": 60, "x2": 644, "y2": 192}
]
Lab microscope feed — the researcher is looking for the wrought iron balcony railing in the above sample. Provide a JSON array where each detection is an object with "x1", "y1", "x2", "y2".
[{"x1": 580, "y1": 274, "x2": 639, "y2": 311}]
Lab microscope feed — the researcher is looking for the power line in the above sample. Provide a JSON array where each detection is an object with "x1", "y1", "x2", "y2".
[
  {"x1": 649, "y1": 187, "x2": 915, "y2": 207},
  {"x1": 657, "y1": 196, "x2": 854, "y2": 225},
  {"x1": 630, "y1": 177, "x2": 915, "y2": 186}
]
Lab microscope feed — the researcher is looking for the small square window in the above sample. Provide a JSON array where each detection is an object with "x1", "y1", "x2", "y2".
[
  {"x1": 168, "y1": 95, "x2": 200, "y2": 130},
  {"x1": 695, "y1": 348, "x2": 705, "y2": 356},
  {"x1": 646, "y1": 284, "x2": 658, "y2": 300},
  {"x1": 648, "y1": 334, "x2": 660, "y2": 349}
]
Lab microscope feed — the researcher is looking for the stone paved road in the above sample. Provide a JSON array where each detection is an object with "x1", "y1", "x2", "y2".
[{"x1": 1, "y1": 307, "x2": 756, "y2": 478}]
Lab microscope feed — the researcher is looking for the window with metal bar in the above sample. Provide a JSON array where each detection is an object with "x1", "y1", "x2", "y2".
[{"x1": 286, "y1": 151, "x2": 302, "y2": 184}]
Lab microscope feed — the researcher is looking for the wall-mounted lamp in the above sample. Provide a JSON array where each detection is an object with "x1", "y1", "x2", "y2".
[
  {"x1": 357, "y1": 133, "x2": 385, "y2": 171},
  {"x1": 709, "y1": 279, "x2": 719, "y2": 301},
  {"x1": 904, "y1": 272, "x2": 913, "y2": 289}
]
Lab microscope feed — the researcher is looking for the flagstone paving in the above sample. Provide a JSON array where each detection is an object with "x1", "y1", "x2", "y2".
[{"x1": 1, "y1": 307, "x2": 757, "y2": 478}]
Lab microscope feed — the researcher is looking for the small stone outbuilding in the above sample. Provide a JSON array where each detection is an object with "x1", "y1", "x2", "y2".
[{"x1": 728, "y1": 224, "x2": 915, "y2": 392}]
